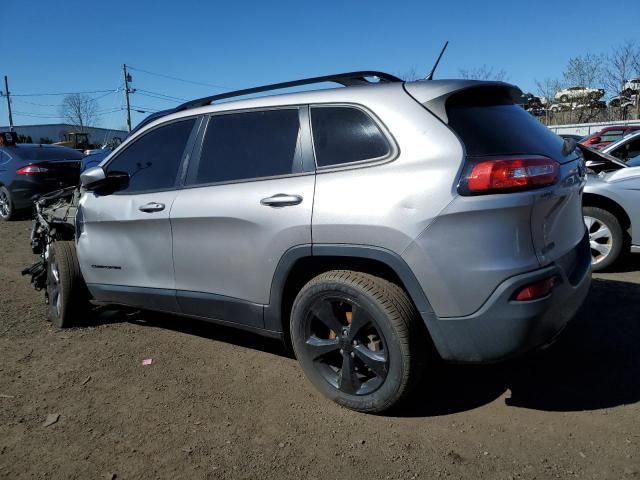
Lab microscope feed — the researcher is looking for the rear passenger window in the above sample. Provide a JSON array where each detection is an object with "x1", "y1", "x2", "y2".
[
  {"x1": 193, "y1": 109, "x2": 301, "y2": 184},
  {"x1": 106, "y1": 118, "x2": 196, "y2": 193},
  {"x1": 311, "y1": 106, "x2": 390, "y2": 167}
]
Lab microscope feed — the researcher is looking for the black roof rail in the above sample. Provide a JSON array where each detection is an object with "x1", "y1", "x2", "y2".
[{"x1": 175, "y1": 71, "x2": 402, "y2": 112}]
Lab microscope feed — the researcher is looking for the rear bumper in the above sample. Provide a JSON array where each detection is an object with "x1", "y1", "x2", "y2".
[
  {"x1": 426, "y1": 231, "x2": 591, "y2": 363},
  {"x1": 10, "y1": 179, "x2": 76, "y2": 209}
]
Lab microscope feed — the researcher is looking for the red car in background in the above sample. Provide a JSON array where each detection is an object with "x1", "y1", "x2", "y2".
[{"x1": 581, "y1": 125, "x2": 640, "y2": 149}]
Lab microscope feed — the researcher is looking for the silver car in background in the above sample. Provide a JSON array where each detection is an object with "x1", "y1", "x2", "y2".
[
  {"x1": 28, "y1": 71, "x2": 591, "y2": 413},
  {"x1": 583, "y1": 131, "x2": 640, "y2": 270}
]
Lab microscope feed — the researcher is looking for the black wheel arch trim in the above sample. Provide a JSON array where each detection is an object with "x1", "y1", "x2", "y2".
[{"x1": 264, "y1": 243, "x2": 450, "y2": 357}]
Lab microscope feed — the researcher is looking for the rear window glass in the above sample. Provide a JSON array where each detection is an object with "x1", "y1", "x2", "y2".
[
  {"x1": 0, "y1": 151, "x2": 10, "y2": 165},
  {"x1": 446, "y1": 88, "x2": 565, "y2": 158},
  {"x1": 599, "y1": 130, "x2": 624, "y2": 142},
  {"x1": 14, "y1": 145, "x2": 84, "y2": 161},
  {"x1": 311, "y1": 106, "x2": 390, "y2": 167}
]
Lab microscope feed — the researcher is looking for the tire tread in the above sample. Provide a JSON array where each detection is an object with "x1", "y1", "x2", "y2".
[{"x1": 292, "y1": 270, "x2": 428, "y2": 413}]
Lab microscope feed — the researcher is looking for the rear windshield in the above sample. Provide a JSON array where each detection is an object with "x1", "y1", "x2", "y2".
[
  {"x1": 446, "y1": 87, "x2": 565, "y2": 158},
  {"x1": 14, "y1": 145, "x2": 83, "y2": 161}
]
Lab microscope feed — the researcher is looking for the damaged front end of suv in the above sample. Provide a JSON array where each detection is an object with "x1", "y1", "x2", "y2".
[{"x1": 22, "y1": 187, "x2": 80, "y2": 291}]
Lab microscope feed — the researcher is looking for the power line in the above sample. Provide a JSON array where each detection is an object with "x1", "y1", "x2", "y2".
[
  {"x1": 92, "y1": 90, "x2": 120, "y2": 101},
  {"x1": 127, "y1": 65, "x2": 233, "y2": 91},
  {"x1": 13, "y1": 107, "x2": 124, "y2": 119},
  {"x1": 136, "y1": 89, "x2": 187, "y2": 102},
  {"x1": 130, "y1": 105, "x2": 160, "y2": 114},
  {"x1": 12, "y1": 98, "x2": 61, "y2": 107},
  {"x1": 11, "y1": 88, "x2": 117, "y2": 97},
  {"x1": 136, "y1": 92, "x2": 183, "y2": 103},
  {"x1": 13, "y1": 89, "x2": 118, "y2": 108},
  {"x1": 12, "y1": 110, "x2": 63, "y2": 119}
]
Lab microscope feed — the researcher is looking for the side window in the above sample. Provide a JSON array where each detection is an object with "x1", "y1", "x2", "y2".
[
  {"x1": 624, "y1": 138, "x2": 640, "y2": 161},
  {"x1": 311, "y1": 106, "x2": 390, "y2": 167},
  {"x1": 599, "y1": 130, "x2": 624, "y2": 142},
  {"x1": 106, "y1": 118, "x2": 196, "y2": 193},
  {"x1": 193, "y1": 109, "x2": 301, "y2": 185}
]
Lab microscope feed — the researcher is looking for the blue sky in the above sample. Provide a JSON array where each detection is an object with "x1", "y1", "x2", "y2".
[{"x1": 2, "y1": 0, "x2": 638, "y2": 130}]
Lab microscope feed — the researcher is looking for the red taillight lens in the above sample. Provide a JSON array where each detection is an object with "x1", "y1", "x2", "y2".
[
  {"x1": 16, "y1": 165, "x2": 49, "y2": 176},
  {"x1": 462, "y1": 156, "x2": 559, "y2": 194},
  {"x1": 513, "y1": 276, "x2": 559, "y2": 301}
]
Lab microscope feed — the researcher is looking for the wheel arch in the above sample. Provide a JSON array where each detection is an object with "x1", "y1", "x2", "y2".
[
  {"x1": 582, "y1": 192, "x2": 632, "y2": 232},
  {"x1": 264, "y1": 244, "x2": 439, "y2": 350}
]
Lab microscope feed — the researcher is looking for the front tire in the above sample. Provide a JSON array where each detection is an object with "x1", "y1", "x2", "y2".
[
  {"x1": 290, "y1": 271, "x2": 427, "y2": 413},
  {"x1": 583, "y1": 206, "x2": 624, "y2": 272},
  {"x1": 560, "y1": 94, "x2": 569, "y2": 103},
  {"x1": 0, "y1": 187, "x2": 15, "y2": 221},
  {"x1": 46, "y1": 241, "x2": 91, "y2": 328}
]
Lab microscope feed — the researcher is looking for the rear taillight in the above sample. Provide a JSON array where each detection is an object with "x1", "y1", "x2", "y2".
[
  {"x1": 459, "y1": 156, "x2": 559, "y2": 195},
  {"x1": 16, "y1": 165, "x2": 49, "y2": 176},
  {"x1": 513, "y1": 276, "x2": 559, "y2": 301}
]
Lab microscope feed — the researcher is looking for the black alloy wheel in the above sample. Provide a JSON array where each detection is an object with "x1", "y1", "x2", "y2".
[
  {"x1": 291, "y1": 270, "x2": 427, "y2": 413},
  {"x1": 302, "y1": 295, "x2": 389, "y2": 396}
]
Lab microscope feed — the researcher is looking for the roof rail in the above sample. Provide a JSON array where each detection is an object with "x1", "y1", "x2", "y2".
[{"x1": 175, "y1": 71, "x2": 402, "y2": 112}]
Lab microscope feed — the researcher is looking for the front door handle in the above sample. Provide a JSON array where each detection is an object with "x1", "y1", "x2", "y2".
[
  {"x1": 260, "y1": 194, "x2": 303, "y2": 207},
  {"x1": 138, "y1": 202, "x2": 166, "y2": 213}
]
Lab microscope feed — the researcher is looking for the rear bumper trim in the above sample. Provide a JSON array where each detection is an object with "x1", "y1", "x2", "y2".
[{"x1": 424, "y1": 231, "x2": 592, "y2": 363}]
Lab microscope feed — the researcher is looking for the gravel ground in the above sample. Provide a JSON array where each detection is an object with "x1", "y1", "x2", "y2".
[{"x1": 1, "y1": 219, "x2": 639, "y2": 479}]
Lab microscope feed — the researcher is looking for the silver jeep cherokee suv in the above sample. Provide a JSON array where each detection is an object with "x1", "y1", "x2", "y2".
[{"x1": 36, "y1": 71, "x2": 591, "y2": 413}]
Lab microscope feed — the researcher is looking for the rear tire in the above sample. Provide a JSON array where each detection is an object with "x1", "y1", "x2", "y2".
[
  {"x1": 583, "y1": 206, "x2": 624, "y2": 272},
  {"x1": 0, "y1": 187, "x2": 15, "y2": 221},
  {"x1": 290, "y1": 270, "x2": 427, "y2": 413},
  {"x1": 46, "y1": 241, "x2": 91, "y2": 328},
  {"x1": 560, "y1": 94, "x2": 569, "y2": 103}
]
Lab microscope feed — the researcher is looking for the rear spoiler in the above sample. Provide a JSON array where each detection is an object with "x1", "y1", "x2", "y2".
[{"x1": 403, "y1": 80, "x2": 521, "y2": 123}]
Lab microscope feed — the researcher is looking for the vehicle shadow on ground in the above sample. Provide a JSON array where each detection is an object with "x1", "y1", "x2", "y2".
[
  {"x1": 90, "y1": 277, "x2": 640, "y2": 416},
  {"x1": 398, "y1": 277, "x2": 640, "y2": 417},
  {"x1": 606, "y1": 254, "x2": 640, "y2": 273},
  {"x1": 126, "y1": 311, "x2": 291, "y2": 358}
]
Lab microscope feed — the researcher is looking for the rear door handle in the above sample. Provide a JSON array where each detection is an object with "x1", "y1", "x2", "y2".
[
  {"x1": 138, "y1": 202, "x2": 166, "y2": 213},
  {"x1": 260, "y1": 194, "x2": 303, "y2": 207}
]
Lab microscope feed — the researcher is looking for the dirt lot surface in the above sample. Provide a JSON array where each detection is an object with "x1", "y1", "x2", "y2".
[{"x1": 1, "y1": 219, "x2": 639, "y2": 480}]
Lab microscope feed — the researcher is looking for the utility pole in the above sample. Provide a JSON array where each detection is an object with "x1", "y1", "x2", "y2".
[
  {"x1": 2, "y1": 76, "x2": 14, "y2": 131},
  {"x1": 123, "y1": 64, "x2": 132, "y2": 132}
]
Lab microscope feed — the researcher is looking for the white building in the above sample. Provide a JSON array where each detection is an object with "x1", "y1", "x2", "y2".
[{"x1": 0, "y1": 124, "x2": 127, "y2": 144}]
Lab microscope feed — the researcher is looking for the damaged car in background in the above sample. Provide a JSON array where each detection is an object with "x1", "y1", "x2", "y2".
[{"x1": 579, "y1": 144, "x2": 640, "y2": 271}]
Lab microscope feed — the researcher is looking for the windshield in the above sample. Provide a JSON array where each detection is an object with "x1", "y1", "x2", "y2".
[{"x1": 608, "y1": 135, "x2": 640, "y2": 162}]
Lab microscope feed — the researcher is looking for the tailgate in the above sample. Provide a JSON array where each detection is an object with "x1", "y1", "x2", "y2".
[
  {"x1": 413, "y1": 82, "x2": 589, "y2": 268},
  {"x1": 530, "y1": 157, "x2": 587, "y2": 267}
]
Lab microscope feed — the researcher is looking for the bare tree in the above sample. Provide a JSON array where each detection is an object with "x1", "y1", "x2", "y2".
[
  {"x1": 535, "y1": 77, "x2": 563, "y2": 125},
  {"x1": 398, "y1": 66, "x2": 423, "y2": 81},
  {"x1": 60, "y1": 94, "x2": 98, "y2": 130},
  {"x1": 558, "y1": 54, "x2": 606, "y2": 123},
  {"x1": 603, "y1": 40, "x2": 640, "y2": 97},
  {"x1": 459, "y1": 65, "x2": 508, "y2": 81},
  {"x1": 562, "y1": 53, "x2": 604, "y2": 88}
]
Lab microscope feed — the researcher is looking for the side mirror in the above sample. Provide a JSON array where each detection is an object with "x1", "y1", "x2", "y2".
[
  {"x1": 591, "y1": 136, "x2": 601, "y2": 144},
  {"x1": 80, "y1": 167, "x2": 129, "y2": 194}
]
